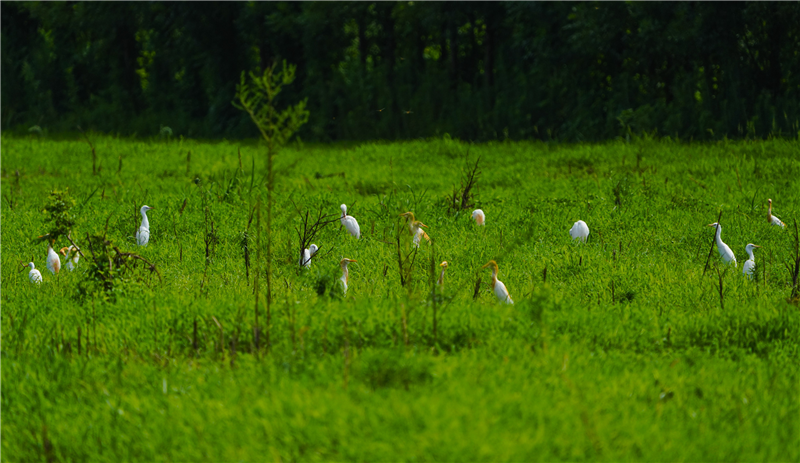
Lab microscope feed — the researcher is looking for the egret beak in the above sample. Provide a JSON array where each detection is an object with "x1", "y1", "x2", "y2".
[
  {"x1": 59, "y1": 247, "x2": 69, "y2": 256},
  {"x1": 706, "y1": 223, "x2": 717, "y2": 227},
  {"x1": 753, "y1": 245, "x2": 762, "y2": 248},
  {"x1": 481, "y1": 260, "x2": 498, "y2": 270},
  {"x1": 418, "y1": 222, "x2": 429, "y2": 229},
  {"x1": 349, "y1": 259, "x2": 358, "y2": 263}
]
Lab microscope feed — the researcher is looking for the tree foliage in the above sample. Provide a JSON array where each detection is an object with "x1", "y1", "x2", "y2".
[
  {"x1": 2, "y1": 2, "x2": 799, "y2": 141},
  {"x1": 233, "y1": 61, "x2": 310, "y2": 151}
]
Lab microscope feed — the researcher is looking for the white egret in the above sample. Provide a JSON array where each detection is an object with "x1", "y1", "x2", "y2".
[
  {"x1": 481, "y1": 260, "x2": 513, "y2": 304},
  {"x1": 27, "y1": 262, "x2": 42, "y2": 284},
  {"x1": 46, "y1": 241, "x2": 61, "y2": 274},
  {"x1": 437, "y1": 261, "x2": 448, "y2": 288},
  {"x1": 742, "y1": 243, "x2": 762, "y2": 279},
  {"x1": 339, "y1": 258, "x2": 357, "y2": 295},
  {"x1": 400, "y1": 212, "x2": 430, "y2": 247},
  {"x1": 413, "y1": 226, "x2": 430, "y2": 248},
  {"x1": 569, "y1": 220, "x2": 590, "y2": 242},
  {"x1": 60, "y1": 246, "x2": 80, "y2": 271},
  {"x1": 136, "y1": 205, "x2": 154, "y2": 246},
  {"x1": 340, "y1": 204, "x2": 360, "y2": 238},
  {"x1": 767, "y1": 199, "x2": 785, "y2": 228},
  {"x1": 707, "y1": 222, "x2": 737, "y2": 266},
  {"x1": 300, "y1": 244, "x2": 319, "y2": 268},
  {"x1": 472, "y1": 209, "x2": 485, "y2": 225}
]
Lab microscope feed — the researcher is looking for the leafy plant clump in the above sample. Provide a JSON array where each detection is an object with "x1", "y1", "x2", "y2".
[
  {"x1": 78, "y1": 233, "x2": 161, "y2": 301},
  {"x1": 43, "y1": 188, "x2": 76, "y2": 241}
]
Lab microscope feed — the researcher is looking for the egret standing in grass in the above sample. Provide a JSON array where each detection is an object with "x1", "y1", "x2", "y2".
[
  {"x1": 437, "y1": 261, "x2": 449, "y2": 288},
  {"x1": 472, "y1": 209, "x2": 485, "y2": 225},
  {"x1": 46, "y1": 241, "x2": 61, "y2": 274},
  {"x1": 569, "y1": 220, "x2": 590, "y2": 242},
  {"x1": 339, "y1": 258, "x2": 357, "y2": 295},
  {"x1": 136, "y1": 205, "x2": 154, "y2": 246},
  {"x1": 60, "y1": 246, "x2": 80, "y2": 271},
  {"x1": 340, "y1": 204, "x2": 360, "y2": 239},
  {"x1": 481, "y1": 260, "x2": 513, "y2": 304},
  {"x1": 708, "y1": 222, "x2": 737, "y2": 267},
  {"x1": 27, "y1": 262, "x2": 42, "y2": 284},
  {"x1": 400, "y1": 212, "x2": 430, "y2": 247},
  {"x1": 742, "y1": 243, "x2": 762, "y2": 279},
  {"x1": 300, "y1": 244, "x2": 319, "y2": 268},
  {"x1": 767, "y1": 199, "x2": 785, "y2": 228}
]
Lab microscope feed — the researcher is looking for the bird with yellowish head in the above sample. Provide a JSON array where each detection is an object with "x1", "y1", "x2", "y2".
[{"x1": 480, "y1": 260, "x2": 513, "y2": 304}]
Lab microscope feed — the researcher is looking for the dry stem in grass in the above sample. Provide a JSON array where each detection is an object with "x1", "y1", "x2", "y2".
[
  {"x1": 449, "y1": 147, "x2": 482, "y2": 212},
  {"x1": 703, "y1": 211, "x2": 724, "y2": 276},
  {"x1": 291, "y1": 200, "x2": 339, "y2": 270},
  {"x1": 395, "y1": 217, "x2": 419, "y2": 288}
]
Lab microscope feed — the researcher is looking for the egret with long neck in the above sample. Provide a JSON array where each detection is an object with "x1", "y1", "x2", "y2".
[
  {"x1": 339, "y1": 258, "x2": 357, "y2": 295},
  {"x1": 400, "y1": 212, "x2": 430, "y2": 247},
  {"x1": 340, "y1": 204, "x2": 360, "y2": 238},
  {"x1": 136, "y1": 205, "x2": 154, "y2": 246},
  {"x1": 742, "y1": 243, "x2": 761, "y2": 279},
  {"x1": 437, "y1": 261, "x2": 449, "y2": 289},
  {"x1": 767, "y1": 199, "x2": 785, "y2": 228},
  {"x1": 481, "y1": 260, "x2": 513, "y2": 304},
  {"x1": 707, "y1": 222, "x2": 736, "y2": 266}
]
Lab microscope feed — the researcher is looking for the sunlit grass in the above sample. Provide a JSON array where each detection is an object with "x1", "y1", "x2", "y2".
[{"x1": 2, "y1": 134, "x2": 799, "y2": 461}]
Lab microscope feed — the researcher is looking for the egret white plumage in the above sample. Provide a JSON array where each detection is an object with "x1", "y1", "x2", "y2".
[
  {"x1": 767, "y1": 199, "x2": 785, "y2": 228},
  {"x1": 437, "y1": 261, "x2": 448, "y2": 288},
  {"x1": 340, "y1": 204, "x2": 360, "y2": 238},
  {"x1": 46, "y1": 241, "x2": 61, "y2": 274},
  {"x1": 472, "y1": 209, "x2": 485, "y2": 225},
  {"x1": 300, "y1": 244, "x2": 319, "y2": 268},
  {"x1": 27, "y1": 262, "x2": 42, "y2": 284},
  {"x1": 707, "y1": 222, "x2": 737, "y2": 266},
  {"x1": 136, "y1": 205, "x2": 154, "y2": 246},
  {"x1": 569, "y1": 220, "x2": 590, "y2": 242},
  {"x1": 399, "y1": 212, "x2": 430, "y2": 247},
  {"x1": 481, "y1": 260, "x2": 513, "y2": 304},
  {"x1": 339, "y1": 258, "x2": 357, "y2": 294},
  {"x1": 742, "y1": 243, "x2": 761, "y2": 279},
  {"x1": 413, "y1": 227, "x2": 429, "y2": 247},
  {"x1": 60, "y1": 245, "x2": 80, "y2": 271}
]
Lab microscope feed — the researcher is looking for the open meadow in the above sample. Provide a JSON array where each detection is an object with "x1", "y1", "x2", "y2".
[{"x1": 2, "y1": 134, "x2": 799, "y2": 461}]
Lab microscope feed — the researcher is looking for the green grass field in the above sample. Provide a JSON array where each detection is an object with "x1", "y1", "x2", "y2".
[{"x1": 2, "y1": 134, "x2": 799, "y2": 461}]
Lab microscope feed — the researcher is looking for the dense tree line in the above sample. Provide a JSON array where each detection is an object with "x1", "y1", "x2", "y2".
[{"x1": 2, "y1": 2, "x2": 799, "y2": 141}]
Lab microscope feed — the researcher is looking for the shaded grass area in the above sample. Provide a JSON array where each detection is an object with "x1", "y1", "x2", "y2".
[
  {"x1": 2, "y1": 135, "x2": 799, "y2": 460},
  {"x1": 3, "y1": 344, "x2": 797, "y2": 461}
]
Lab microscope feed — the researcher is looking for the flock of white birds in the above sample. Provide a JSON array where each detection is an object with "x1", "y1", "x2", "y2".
[{"x1": 25, "y1": 198, "x2": 788, "y2": 301}]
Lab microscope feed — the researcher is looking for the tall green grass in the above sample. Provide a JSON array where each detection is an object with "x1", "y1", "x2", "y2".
[{"x1": 2, "y1": 134, "x2": 799, "y2": 461}]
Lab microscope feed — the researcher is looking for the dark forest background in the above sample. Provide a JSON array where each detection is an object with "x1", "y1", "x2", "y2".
[{"x1": 2, "y1": 1, "x2": 799, "y2": 142}]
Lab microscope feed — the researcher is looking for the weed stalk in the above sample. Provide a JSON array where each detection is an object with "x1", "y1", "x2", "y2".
[{"x1": 703, "y1": 211, "x2": 723, "y2": 276}]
